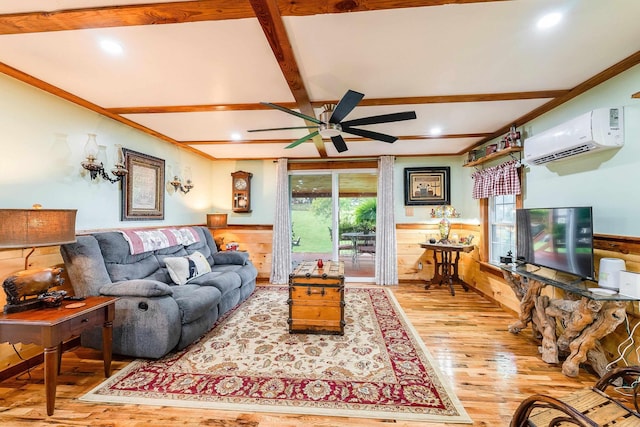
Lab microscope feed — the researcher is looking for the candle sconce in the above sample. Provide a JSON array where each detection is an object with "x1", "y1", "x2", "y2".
[
  {"x1": 80, "y1": 134, "x2": 128, "y2": 183},
  {"x1": 169, "y1": 176, "x2": 194, "y2": 194}
]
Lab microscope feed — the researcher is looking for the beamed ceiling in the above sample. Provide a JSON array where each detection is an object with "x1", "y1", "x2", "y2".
[{"x1": 0, "y1": 0, "x2": 639, "y2": 160}]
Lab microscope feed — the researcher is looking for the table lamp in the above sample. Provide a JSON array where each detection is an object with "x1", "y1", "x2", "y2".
[
  {"x1": 0, "y1": 208, "x2": 77, "y2": 313},
  {"x1": 206, "y1": 213, "x2": 228, "y2": 251}
]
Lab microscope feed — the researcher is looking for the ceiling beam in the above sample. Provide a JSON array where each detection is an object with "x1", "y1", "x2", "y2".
[
  {"x1": 183, "y1": 133, "x2": 490, "y2": 145},
  {"x1": 0, "y1": 0, "x2": 510, "y2": 35},
  {"x1": 106, "y1": 90, "x2": 567, "y2": 114},
  {"x1": 249, "y1": 0, "x2": 326, "y2": 156}
]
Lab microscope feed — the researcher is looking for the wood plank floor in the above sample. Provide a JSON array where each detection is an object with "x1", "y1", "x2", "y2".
[{"x1": 0, "y1": 283, "x2": 599, "y2": 426}]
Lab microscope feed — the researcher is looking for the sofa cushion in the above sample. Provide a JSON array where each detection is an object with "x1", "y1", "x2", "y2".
[
  {"x1": 164, "y1": 251, "x2": 211, "y2": 285},
  {"x1": 172, "y1": 284, "x2": 221, "y2": 324},
  {"x1": 188, "y1": 270, "x2": 241, "y2": 295},
  {"x1": 99, "y1": 280, "x2": 173, "y2": 297}
]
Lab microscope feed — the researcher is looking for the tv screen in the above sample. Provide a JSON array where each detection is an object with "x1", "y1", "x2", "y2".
[{"x1": 516, "y1": 207, "x2": 594, "y2": 280}]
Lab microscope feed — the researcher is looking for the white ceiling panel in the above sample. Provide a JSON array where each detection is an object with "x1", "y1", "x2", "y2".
[{"x1": 0, "y1": 0, "x2": 637, "y2": 160}]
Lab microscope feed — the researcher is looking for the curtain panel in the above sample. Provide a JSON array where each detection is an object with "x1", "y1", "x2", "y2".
[
  {"x1": 375, "y1": 155, "x2": 398, "y2": 285},
  {"x1": 472, "y1": 159, "x2": 521, "y2": 199},
  {"x1": 270, "y1": 158, "x2": 291, "y2": 284}
]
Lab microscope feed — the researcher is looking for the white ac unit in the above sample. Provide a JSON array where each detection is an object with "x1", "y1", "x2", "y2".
[{"x1": 524, "y1": 107, "x2": 624, "y2": 165}]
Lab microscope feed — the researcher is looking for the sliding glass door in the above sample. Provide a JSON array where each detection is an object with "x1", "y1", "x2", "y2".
[{"x1": 290, "y1": 169, "x2": 377, "y2": 281}]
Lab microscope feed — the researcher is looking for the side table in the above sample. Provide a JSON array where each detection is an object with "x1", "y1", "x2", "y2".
[
  {"x1": 420, "y1": 243, "x2": 475, "y2": 296},
  {"x1": 0, "y1": 296, "x2": 117, "y2": 415}
]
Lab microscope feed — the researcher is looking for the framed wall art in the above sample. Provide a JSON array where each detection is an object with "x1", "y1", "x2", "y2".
[
  {"x1": 404, "y1": 166, "x2": 451, "y2": 206},
  {"x1": 121, "y1": 148, "x2": 165, "y2": 220}
]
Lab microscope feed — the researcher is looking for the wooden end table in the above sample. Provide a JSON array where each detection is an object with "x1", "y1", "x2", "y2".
[
  {"x1": 0, "y1": 296, "x2": 117, "y2": 415},
  {"x1": 420, "y1": 243, "x2": 475, "y2": 296}
]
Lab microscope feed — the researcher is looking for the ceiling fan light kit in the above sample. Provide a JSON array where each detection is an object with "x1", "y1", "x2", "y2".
[{"x1": 248, "y1": 90, "x2": 417, "y2": 153}]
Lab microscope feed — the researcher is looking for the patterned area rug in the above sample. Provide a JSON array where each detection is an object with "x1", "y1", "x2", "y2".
[{"x1": 81, "y1": 286, "x2": 471, "y2": 423}]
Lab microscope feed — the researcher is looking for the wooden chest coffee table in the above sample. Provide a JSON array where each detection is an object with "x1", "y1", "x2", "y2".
[{"x1": 288, "y1": 261, "x2": 345, "y2": 335}]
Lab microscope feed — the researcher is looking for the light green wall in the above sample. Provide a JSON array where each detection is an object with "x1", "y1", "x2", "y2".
[
  {"x1": 394, "y1": 157, "x2": 478, "y2": 225},
  {"x1": 521, "y1": 64, "x2": 640, "y2": 236},
  {"x1": 210, "y1": 159, "x2": 277, "y2": 225},
  {"x1": 3, "y1": 61, "x2": 637, "y2": 237},
  {"x1": 0, "y1": 73, "x2": 214, "y2": 231}
]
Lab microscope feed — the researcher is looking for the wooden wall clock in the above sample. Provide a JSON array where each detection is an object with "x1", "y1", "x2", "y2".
[{"x1": 231, "y1": 171, "x2": 252, "y2": 213}]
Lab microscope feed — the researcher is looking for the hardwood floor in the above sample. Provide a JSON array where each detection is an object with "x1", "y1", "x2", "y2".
[{"x1": 0, "y1": 283, "x2": 599, "y2": 426}]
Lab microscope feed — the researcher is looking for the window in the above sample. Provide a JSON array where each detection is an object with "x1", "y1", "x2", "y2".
[{"x1": 489, "y1": 194, "x2": 516, "y2": 263}]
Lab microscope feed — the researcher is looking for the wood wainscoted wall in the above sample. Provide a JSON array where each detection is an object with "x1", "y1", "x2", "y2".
[
  {"x1": 1, "y1": 225, "x2": 638, "y2": 376},
  {"x1": 212, "y1": 225, "x2": 272, "y2": 282},
  {"x1": 396, "y1": 222, "x2": 482, "y2": 283}
]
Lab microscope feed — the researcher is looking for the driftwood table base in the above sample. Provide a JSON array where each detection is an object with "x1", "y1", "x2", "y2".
[{"x1": 500, "y1": 269, "x2": 627, "y2": 377}]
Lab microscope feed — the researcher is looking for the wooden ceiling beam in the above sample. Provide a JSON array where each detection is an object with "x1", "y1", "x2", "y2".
[
  {"x1": 182, "y1": 132, "x2": 490, "y2": 145},
  {"x1": 107, "y1": 90, "x2": 567, "y2": 114},
  {"x1": 0, "y1": 0, "x2": 509, "y2": 35},
  {"x1": 249, "y1": 0, "x2": 326, "y2": 157}
]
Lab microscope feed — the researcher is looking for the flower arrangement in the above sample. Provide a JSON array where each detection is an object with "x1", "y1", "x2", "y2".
[{"x1": 430, "y1": 205, "x2": 461, "y2": 219}]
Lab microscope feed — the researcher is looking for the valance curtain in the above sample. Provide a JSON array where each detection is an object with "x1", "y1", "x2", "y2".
[
  {"x1": 375, "y1": 155, "x2": 398, "y2": 286},
  {"x1": 270, "y1": 158, "x2": 291, "y2": 285},
  {"x1": 472, "y1": 159, "x2": 521, "y2": 199}
]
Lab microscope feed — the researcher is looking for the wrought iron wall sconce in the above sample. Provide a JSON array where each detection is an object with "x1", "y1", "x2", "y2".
[
  {"x1": 80, "y1": 133, "x2": 128, "y2": 183},
  {"x1": 169, "y1": 176, "x2": 194, "y2": 194}
]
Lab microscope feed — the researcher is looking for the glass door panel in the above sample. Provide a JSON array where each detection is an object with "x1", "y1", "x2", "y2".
[
  {"x1": 290, "y1": 174, "x2": 332, "y2": 267},
  {"x1": 290, "y1": 170, "x2": 377, "y2": 281},
  {"x1": 337, "y1": 172, "x2": 376, "y2": 280}
]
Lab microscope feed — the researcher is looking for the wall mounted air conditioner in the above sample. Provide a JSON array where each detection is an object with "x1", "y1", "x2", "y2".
[{"x1": 524, "y1": 107, "x2": 624, "y2": 165}]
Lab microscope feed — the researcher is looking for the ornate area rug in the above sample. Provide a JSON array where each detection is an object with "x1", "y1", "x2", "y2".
[{"x1": 81, "y1": 286, "x2": 471, "y2": 423}]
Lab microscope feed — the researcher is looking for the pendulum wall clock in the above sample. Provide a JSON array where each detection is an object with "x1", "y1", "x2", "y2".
[{"x1": 231, "y1": 171, "x2": 252, "y2": 213}]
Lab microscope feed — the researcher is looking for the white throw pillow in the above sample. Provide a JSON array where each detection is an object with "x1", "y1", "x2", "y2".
[{"x1": 164, "y1": 251, "x2": 211, "y2": 285}]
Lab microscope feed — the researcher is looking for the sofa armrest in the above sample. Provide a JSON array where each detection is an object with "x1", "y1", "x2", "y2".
[
  {"x1": 99, "y1": 279, "x2": 174, "y2": 297},
  {"x1": 213, "y1": 251, "x2": 249, "y2": 265}
]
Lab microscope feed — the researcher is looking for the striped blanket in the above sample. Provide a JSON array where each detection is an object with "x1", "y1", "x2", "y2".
[{"x1": 119, "y1": 227, "x2": 200, "y2": 255}]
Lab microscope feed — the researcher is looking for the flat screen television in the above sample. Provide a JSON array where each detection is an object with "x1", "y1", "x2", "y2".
[{"x1": 516, "y1": 207, "x2": 594, "y2": 280}]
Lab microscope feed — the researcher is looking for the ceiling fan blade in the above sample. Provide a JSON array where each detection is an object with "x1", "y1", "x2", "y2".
[
  {"x1": 342, "y1": 126, "x2": 398, "y2": 143},
  {"x1": 341, "y1": 111, "x2": 417, "y2": 127},
  {"x1": 247, "y1": 126, "x2": 319, "y2": 132},
  {"x1": 285, "y1": 131, "x2": 320, "y2": 149},
  {"x1": 330, "y1": 135, "x2": 349, "y2": 153},
  {"x1": 329, "y1": 89, "x2": 364, "y2": 124},
  {"x1": 261, "y1": 102, "x2": 323, "y2": 124}
]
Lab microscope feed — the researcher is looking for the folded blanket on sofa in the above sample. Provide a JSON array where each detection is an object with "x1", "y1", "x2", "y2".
[{"x1": 120, "y1": 227, "x2": 200, "y2": 255}]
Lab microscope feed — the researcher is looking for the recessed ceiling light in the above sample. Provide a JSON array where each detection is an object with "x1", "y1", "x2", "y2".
[
  {"x1": 99, "y1": 39, "x2": 124, "y2": 55},
  {"x1": 537, "y1": 12, "x2": 563, "y2": 30},
  {"x1": 429, "y1": 127, "x2": 442, "y2": 136},
  {"x1": 231, "y1": 132, "x2": 242, "y2": 141}
]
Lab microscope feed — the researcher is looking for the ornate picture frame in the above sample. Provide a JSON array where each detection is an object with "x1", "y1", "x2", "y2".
[
  {"x1": 121, "y1": 148, "x2": 165, "y2": 220},
  {"x1": 403, "y1": 166, "x2": 451, "y2": 206}
]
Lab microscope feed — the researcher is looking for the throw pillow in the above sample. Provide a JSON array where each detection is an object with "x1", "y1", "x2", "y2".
[{"x1": 164, "y1": 251, "x2": 211, "y2": 285}]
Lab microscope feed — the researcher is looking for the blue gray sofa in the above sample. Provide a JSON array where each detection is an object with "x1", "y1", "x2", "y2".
[{"x1": 60, "y1": 226, "x2": 257, "y2": 359}]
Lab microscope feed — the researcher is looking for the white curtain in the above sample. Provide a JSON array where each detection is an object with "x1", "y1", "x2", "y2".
[
  {"x1": 270, "y1": 158, "x2": 291, "y2": 284},
  {"x1": 375, "y1": 156, "x2": 398, "y2": 285}
]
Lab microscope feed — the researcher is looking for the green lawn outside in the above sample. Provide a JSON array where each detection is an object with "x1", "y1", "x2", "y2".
[{"x1": 291, "y1": 208, "x2": 332, "y2": 253}]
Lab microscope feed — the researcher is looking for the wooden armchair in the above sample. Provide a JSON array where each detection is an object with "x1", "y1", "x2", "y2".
[{"x1": 511, "y1": 366, "x2": 640, "y2": 426}]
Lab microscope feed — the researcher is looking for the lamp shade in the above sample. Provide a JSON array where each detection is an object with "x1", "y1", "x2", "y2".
[
  {"x1": 0, "y1": 209, "x2": 77, "y2": 249},
  {"x1": 206, "y1": 213, "x2": 228, "y2": 229}
]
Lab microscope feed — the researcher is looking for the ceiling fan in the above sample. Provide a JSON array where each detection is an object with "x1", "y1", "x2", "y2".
[{"x1": 247, "y1": 89, "x2": 417, "y2": 153}]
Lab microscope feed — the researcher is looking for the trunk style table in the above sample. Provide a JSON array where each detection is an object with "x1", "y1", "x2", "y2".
[
  {"x1": 0, "y1": 296, "x2": 116, "y2": 415},
  {"x1": 420, "y1": 242, "x2": 475, "y2": 296},
  {"x1": 288, "y1": 261, "x2": 345, "y2": 335}
]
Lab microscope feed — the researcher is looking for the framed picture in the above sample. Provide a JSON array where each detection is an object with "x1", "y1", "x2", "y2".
[
  {"x1": 121, "y1": 148, "x2": 165, "y2": 220},
  {"x1": 404, "y1": 166, "x2": 451, "y2": 206}
]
